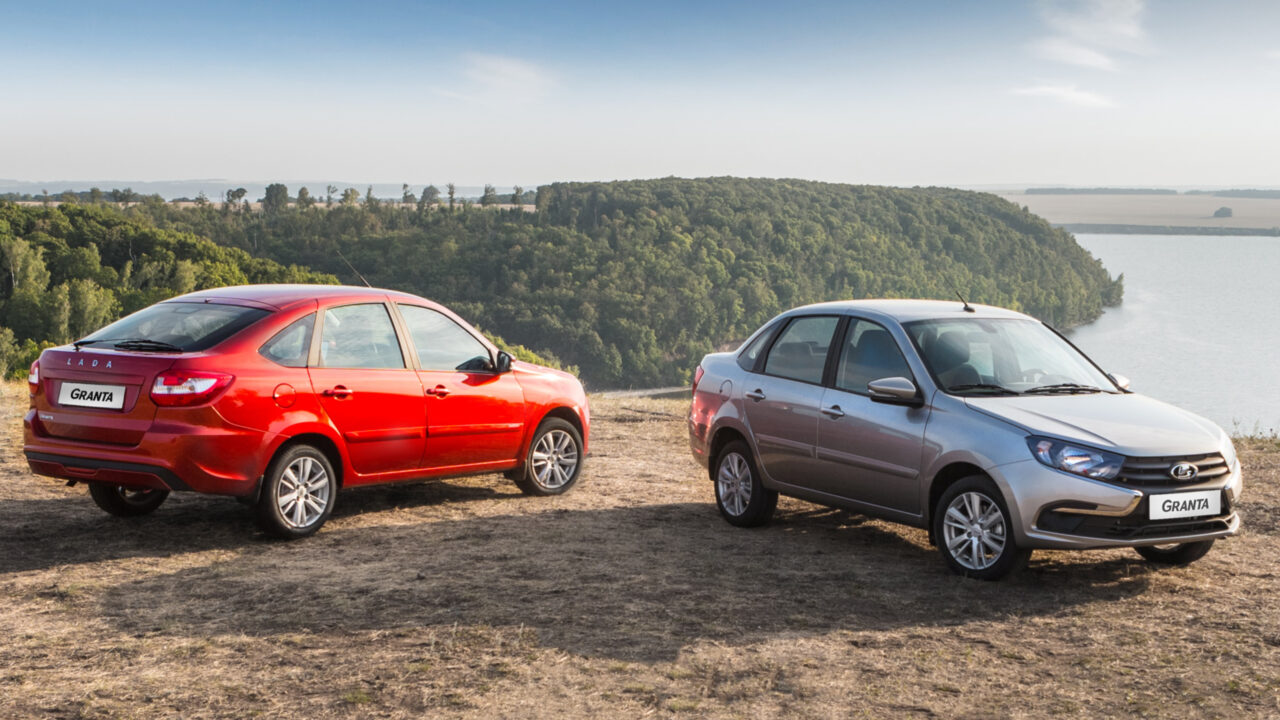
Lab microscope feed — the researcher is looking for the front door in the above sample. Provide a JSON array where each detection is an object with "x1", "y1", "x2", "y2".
[
  {"x1": 309, "y1": 302, "x2": 426, "y2": 478},
  {"x1": 813, "y1": 319, "x2": 928, "y2": 513},
  {"x1": 741, "y1": 315, "x2": 840, "y2": 489},
  {"x1": 397, "y1": 304, "x2": 526, "y2": 469}
]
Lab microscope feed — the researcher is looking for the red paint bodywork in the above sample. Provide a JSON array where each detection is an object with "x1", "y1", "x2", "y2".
[{"x1": 24, "y1": 285, "x2": 589, "y2": 497}]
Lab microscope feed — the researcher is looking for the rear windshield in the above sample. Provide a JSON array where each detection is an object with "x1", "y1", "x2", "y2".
[{"x1": 79, "y1": 302, "x2": 271, "y2": 352}]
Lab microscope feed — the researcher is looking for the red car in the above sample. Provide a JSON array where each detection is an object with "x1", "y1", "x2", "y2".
[{"x1": 24, "y1": 285, "x2": 589, "y2": 537}]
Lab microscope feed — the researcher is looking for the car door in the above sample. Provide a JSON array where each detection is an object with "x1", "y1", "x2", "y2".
[
  {"x1": 308, "y1": 301, "x2": 426, "y2": 478},
  {"x1": 396, "y1": 304, "x2": 526, "y2": 470},
  {"x1": 813, "y1": 318, "x2": 928, "y2": 513},
  {"x1": 741, "y1": 314, "x2": 841, "y2": 489}
]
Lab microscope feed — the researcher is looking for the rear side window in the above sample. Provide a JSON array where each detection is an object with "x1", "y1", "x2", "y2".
[
  {"x1": 397, "y1": 304, "x2": 492, "y2": 372},
  {"x1": 319, "y1": 304, "x2": 405, "y2": 369},
  {"x1": 260, "y1": 314, "x2": 314, "y2": 368},
  {"x1": 79, "y1": 302, "x2": 269, "y2": 351},
  {"x1": 763, "y1": 315, "x2": 839, "y2": 384},
  {"x1": 737, "y1": 322, "x2": 777, "y2": 371}
]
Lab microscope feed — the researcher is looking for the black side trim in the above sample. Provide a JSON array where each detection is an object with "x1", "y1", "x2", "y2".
[{"x1": 24, "y1": 451, "x2": 192, "y2": 492}]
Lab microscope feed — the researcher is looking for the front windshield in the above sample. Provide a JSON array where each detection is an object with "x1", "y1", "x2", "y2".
[{"x1": 904, "y1": 318, "x2": 1117, "y2": 395}]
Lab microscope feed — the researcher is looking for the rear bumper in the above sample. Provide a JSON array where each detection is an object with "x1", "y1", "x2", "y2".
[{"x1": 24, "y1": 409, "x2": 271, "y2": 496}]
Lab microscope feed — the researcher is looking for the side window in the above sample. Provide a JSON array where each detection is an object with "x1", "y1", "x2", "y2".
[
  {"x1": 398, "y1": 304, "x2": 492, "y2": 372},
  {"x1": 319, "y1": 304, "x2": 405, "y2": 369},
  {"x1": 260, "y1": 313, "x2": 314, "y2": 368},
  {"x1": 763, "y1": 315, "x2": 839, "y2": 384},
  {"x1": 835, "y1": 319, "x2": 914, "y2": 394},
  {"x1": 737, "y1": 322, "x2": 777, "y2": 371}
]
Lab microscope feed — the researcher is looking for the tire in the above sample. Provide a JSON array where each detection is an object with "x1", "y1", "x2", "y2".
[
  {"x1": 255, "y1": 444, "x2": 337, "y2": 539},
  {"x1": 713, "y1": 440, "x2": 777, "y2": 527},
  {"x1": 1135, "y1": 539, "x2": 1215, "y2": 565},
  {"x1": 88, "y1": 484, "x2": 169, "y2": 517},
  {"x1": 513, "y1": 418, "x2": 584, "y2": 496},
  {"x1": 934, "y1": 475, "x2": 1030, "y2": 580}
]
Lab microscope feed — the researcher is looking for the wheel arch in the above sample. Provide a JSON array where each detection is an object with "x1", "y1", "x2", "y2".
[
  {"x1": 926, "y1": 461, "x2": 990, "y2": 545},
  {"x1": 707, "y1": 425, "x2": 749, "y2": 482},
  {"x1": 265, "y1": 431, "x2": 346, "y2": 490}
]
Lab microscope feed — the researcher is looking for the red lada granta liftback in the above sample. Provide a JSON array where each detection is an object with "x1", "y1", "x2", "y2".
[{"x1": 24, "y1": 285, "x2": 590, "y2": 538}]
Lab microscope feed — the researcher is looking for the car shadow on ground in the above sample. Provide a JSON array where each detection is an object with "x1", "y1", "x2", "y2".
[{"x1": 90, "y1": 497, "x2": 1158, "y2": 663}]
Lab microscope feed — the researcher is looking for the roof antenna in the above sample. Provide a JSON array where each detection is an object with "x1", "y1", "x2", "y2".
[
  {"x1": 952, "y1": 286, "x2": 976, "y2": 313},
  {"x1": 334, "y1": 246, "x2": 372, "y2": 288}
]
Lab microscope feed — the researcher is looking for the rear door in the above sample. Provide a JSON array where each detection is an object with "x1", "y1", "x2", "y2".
[
  {"x1": 740, "y1": 314, "x2": 840, "y2": 488},
  {"x1": 308, "y1": 302, "x2": 426, "y2": 477},
  {"x1": 395, "y1": 304, "x2": 525, "y2": 469}
]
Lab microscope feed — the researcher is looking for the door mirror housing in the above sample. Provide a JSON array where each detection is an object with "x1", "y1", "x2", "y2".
[
  {"x1": 1108, "y1": 372, "x2": 1130, "y2": 391},
  {"x1": 867, "y1": 376, "x2": 922, "y2": 406},
  {"x1": 495, "y1": 350, "x2": 513, "y2": 374}
]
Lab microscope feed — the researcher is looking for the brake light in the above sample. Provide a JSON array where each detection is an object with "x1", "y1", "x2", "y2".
[
  {"x1": 693, "y1": 364, "x2": 705, "y2": 393},
  {"x1": 150, "y1": 370, "x2": 234, "y2": 407},
  {"x1": 28, "y1": 360, "x2": 39, "y2": 395}
]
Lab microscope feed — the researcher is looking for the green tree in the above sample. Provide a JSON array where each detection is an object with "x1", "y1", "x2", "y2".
[
  {"x1": 402, "y1": 184, "x2": 415, "y2": 206},
  {"x1": 297, "y1": 186, "x2": 315, "y2": 209},
  {"x1": 262, "y1": 183, "x2": 289, "y2": 214},
  {"x1": 326, "y1": 185, "x2": 338, "y2": 208},
  {"x1": 481, "y1": 184, "x2": 498, "y2": 207},
  {"x1": 447, "y1": 183, "x2": 456, "y2": 211},
  {"x1": 511, "y1": 185, "x2": 524, "y2": 206}
]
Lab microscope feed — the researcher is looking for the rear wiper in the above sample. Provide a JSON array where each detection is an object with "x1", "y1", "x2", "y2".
[
  {"x1": 1024, "y1": 383, "x2": 1102, "y2": 395},
  {"x1": 947, "y1": 383, "x2": 1021, "y2": 395},
  {"x1": 111, "y1": 338, "x2": 184, "y2": 352}
]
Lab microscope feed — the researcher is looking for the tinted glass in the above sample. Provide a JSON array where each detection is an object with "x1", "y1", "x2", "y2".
[
  {"x1": 260, "y1": 313, "x2": 314, "y2": 368},
  {"x1": 834, "y1": 319, "x2": 913, "y2": 394},
  {"x1": 763, "y1": 315, "x2": 839, "y2": 384},
  {"x1": 398, "y1": 305, "x2": 492, "y2": 372},
  {"x1": 737, "y1": 322, "x2": 777, "y2": 371},
  {"x1": 79, "y1": 302, "x2": 269, "y2": 352},
  {"x1": 319, "y1": 304, "x2": 405, "y2": 369}
]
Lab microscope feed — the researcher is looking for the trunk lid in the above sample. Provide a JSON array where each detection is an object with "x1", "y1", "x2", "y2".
[{"x1": 35, "y1": 347, "x2": 179, "y2": 446}]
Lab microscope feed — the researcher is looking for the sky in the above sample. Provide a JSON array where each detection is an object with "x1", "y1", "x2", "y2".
[{"x1": 2, "y1": 0, "x2": 1279, "y2": 189}]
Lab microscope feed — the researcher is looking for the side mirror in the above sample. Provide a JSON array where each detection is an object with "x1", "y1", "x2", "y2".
[
  {"x1": 1108, "y1": 372, "x2": 1130, "y2": 391},
  {"x1": 495, "y1": 350, "x2": 513, "y2": 374},
  {"x1": 867, "y1": 376, "x2": 922, "y2": 406}
]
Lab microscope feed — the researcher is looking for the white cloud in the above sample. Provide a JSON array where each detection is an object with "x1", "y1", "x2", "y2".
[
  {"x1": 1031, "y1": 0, "x2": 1148, "y2": 69},
  {"x1": 1032, "y1": 37, "x2": 1116, "y2": 70},
  {"x1": 461, "y1": 53, "x2": 553, "y2": 99},
  {"x1": 1013, "y1": 84, "x2": 1113, "y2": 107}
]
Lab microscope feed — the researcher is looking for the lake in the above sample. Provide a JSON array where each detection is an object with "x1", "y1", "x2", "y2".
[{"x1": 1067, "y1": 233, "x2": 1280, "y2": 436}]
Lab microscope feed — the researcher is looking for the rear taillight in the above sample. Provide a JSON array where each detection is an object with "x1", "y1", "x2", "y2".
[
  {"x1": 150, "y1": 370, "x2": 233, "y2": 407},
  {"x1": 28, "y1": 360, "x2": 39, "y2": 395},
  {"x1": 693, "y1": 364, "x2": 705, "y2": 393}
]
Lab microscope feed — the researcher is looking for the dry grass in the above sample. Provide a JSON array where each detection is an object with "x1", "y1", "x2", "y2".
[
  {"x1": 999, "y1": 192, "x2": 1280, "y2": 230},
  {"x1": 1, "y1": 382, "x2": 1278, "y2": 718}
]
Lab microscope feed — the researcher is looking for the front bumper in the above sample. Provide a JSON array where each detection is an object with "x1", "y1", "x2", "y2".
[{"x1": 991, "y1": 457, "x2": 1242, "y2": 550}]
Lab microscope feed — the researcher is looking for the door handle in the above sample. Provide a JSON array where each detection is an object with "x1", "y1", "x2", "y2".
[
  {"x1": 426, "y1": 384, "x2": 451, "y2": 398},
  {"x1": 323, "y1": 385, "x2": 353, "y2": 399},
  {"x1": 745, "y1": 389, "x2": 766, "y2": 402},
  {"x1": 821, "y1": 404, "x2": 845, "y2": 419}
]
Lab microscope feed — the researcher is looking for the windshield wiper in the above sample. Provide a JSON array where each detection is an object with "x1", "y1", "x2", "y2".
[
  {"x1": 947, "y1": 383, "x2": 1021, "y2": 395},
  {"x1": 1024, "y1": 383, "x2": 1102, "y2": 395},
  {"x1": 110, "y1": 338, "x2": 185, "y2": 353}
]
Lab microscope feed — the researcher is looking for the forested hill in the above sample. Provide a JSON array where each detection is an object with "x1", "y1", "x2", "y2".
[{"x1": 1, "y1": 178, "x2": 1123, "y2": 388}]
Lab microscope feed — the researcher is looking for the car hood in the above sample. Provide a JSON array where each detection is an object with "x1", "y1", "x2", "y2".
[{"x1": 964, "y1": 392, "x2": 1224, "y2": 456}]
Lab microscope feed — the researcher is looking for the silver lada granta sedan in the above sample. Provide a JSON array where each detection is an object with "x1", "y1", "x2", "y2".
[{"x1": 688, "y1": 299, "x2": 1242, "y2": 580}]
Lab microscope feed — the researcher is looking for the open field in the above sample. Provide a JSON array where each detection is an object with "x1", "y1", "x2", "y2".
[
  {"x1": 999, "y1": 192, "x2": 1280, "y2": 231},
  {"x1": 2, "y1": 381, "x2": 1278, "y2": 718}
]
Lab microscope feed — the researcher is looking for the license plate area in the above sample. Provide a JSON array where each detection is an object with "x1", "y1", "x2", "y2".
[
  {"x1": 57, "y1": 382, "x2": 127, "y2": 410},
  {"x1": 1149, "y1": 489, "x2": 1221, "y2": 520}
]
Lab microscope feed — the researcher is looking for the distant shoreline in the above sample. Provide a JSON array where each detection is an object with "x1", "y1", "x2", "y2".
[{"x1": 1058, "y1": 223, "x2": 1280, "y2": 237}]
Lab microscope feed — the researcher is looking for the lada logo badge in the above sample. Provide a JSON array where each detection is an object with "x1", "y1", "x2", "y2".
[{"x1": 1169, "y1": 462, "x2": 1198, "y2": 481}]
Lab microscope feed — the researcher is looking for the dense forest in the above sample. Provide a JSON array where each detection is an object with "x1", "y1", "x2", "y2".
[{"x1": 0, "y1": 178, "x2": 1123, "y2": 388}]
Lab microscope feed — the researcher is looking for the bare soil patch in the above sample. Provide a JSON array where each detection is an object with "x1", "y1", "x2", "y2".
[{"x1": 2, "y1": 383, "x2": 1277, "y2": 718}]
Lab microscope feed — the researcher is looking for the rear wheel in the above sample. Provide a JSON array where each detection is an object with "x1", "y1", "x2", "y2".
[
  {"x1": 713, "y1": 440, "x2": 777, "y2": 527},
  {"x1": 934, "y1": 475, "x2": 1029, "y2": 580},
  {"x1": 513, "y1": 418, "x2": 584, "y2": 496},
  {"x1": 256, "y1": 444, "x2": 336, "y2": 539},
  {"x1": 88, "y1": 484, "x2": 169, "y2": 517},
  {"x1": 1135, "y1": 539, "x2": 1214, "y2": 565}
]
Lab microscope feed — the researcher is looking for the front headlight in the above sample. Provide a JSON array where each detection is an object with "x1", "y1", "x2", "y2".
[
  {"x1": 1218, "y1": 429, "x2": 1239, "y2": 469},
  {"x1": 1027, "y1": 436, "x2": 1123, "y2": 480}
]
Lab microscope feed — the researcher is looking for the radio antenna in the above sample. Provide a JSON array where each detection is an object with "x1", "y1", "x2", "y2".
[
  {"x1": 334, "y1": 246, "x2": 372, "y2": 288},
  {"x1": 951, "y1": 284, "x2": 975, "y2": 313}
]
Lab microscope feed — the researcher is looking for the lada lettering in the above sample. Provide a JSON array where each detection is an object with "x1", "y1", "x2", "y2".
[
  {"x1": 1161, "y1": 497, "x2": 1210, "y2": 514},
  {"x1": 70, "y1": 388, "x2": 114, "y2": 403}
]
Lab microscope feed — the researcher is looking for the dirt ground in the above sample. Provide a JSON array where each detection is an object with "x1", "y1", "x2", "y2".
[
  {"x1": 998, "y1": 192, "x2": 1280, "y2": 231},
  {"x1": 2, "y1": 381, "x2": 1278, "y2": 719}
]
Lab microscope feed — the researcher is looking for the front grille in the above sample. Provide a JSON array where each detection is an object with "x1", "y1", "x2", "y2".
[{"x1": 1116, "y1": 452, "x2": 1228, "y2": 487}]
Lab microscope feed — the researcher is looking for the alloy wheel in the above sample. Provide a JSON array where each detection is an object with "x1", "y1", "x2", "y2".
[
  {"x1": 277, "y1": 456, "x2": 331, "y2": 529},
  {"x1": 530, "y1": 429, "x2": 579, "y2": 490},
  {"x1": 942, "y1": 491, "x2": 1007, "y2": 570},
  {"x1": 717, "y1": 452, "x2": 752, "y2": 516}
]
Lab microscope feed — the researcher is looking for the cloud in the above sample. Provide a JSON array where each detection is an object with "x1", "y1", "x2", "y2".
[
  {"x1": 1032, "y1": 37, "x2": 1116, "y2": 70},
  {"x1": 1031, "y1": 0, "x2": 1148, "y2": 69},
  {"x1": 462, "y1": 53, "x2": 552, "y2": 99},
  {"x1": 1013, "y1": 84, "x2": 1113, "y2": 107}
]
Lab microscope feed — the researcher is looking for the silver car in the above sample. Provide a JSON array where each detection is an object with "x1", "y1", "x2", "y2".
[{"x1": 688, "y1": 299, "x2": 1242, "y2": 579}]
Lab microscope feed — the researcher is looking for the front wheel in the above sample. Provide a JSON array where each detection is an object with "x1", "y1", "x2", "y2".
[
  {"x1": 513, "y1": 418, "x2": 584, "y2": 496},
  {"x1": 88, "y1": 484, "x2": 169, "y2": 517},
  {"x1": 934, "y1": 476, "x2": 1030, "y2": 580},
  {"x1": 256, "y1": 444, "x2": 337, "y2": 539},
  {"x1": 1135, "y1": 539, "x2": 1214, "y2": 565}
]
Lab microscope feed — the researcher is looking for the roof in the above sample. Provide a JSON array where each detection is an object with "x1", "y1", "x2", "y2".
[
  {"x1": 784, "y1": 298, "x2": 1034, "y2": 324},
  {"x1": 166, "y1": 284, "x2": 427, "y2": 310}
]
